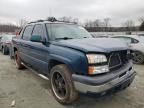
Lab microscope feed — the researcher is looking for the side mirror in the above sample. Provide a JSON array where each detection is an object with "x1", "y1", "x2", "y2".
[{"x1": 30, "y1": 35, "x2": 42, "y2": 42}]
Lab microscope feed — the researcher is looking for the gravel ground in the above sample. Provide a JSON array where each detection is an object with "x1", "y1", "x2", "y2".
[{"x1": 0, "y1": 53, "x2": 144, "y2": 108}]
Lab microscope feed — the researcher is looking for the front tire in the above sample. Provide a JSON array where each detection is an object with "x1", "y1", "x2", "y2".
[
  {"x1": 50, "y1": 64, "x2": 78, "y2": 104},
  {"x1": 132, "y1": 51, "x2": 144, "y2": 64},
  {"x1": 14, "y1": 51, "x2": 25, "y2": 69}
]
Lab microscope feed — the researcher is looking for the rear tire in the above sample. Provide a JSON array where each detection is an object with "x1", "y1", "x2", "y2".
[
  {"x1": 14, "y1": 51, "x2": 25, "y2": 69},
  {"x1": 2, "y1": 46, "x2": 8, "y2": 55},
  {"x1": 50, "y1": 64, "x2": 78, "y2": 104},
  {"x1": 132, "y1": 51, "x2": 144, "y2": 64}
]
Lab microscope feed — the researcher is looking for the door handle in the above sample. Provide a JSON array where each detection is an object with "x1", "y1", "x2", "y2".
[{"x1": 15, "y1": 42, "x2": 21, "y2": 45}]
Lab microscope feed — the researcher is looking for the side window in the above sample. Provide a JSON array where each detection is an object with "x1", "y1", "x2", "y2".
[
  {"x1": 114, "y1": 37, "x2": 139, "y2": 44},
  {"x1": 122, "y1": 37, "x2": 132, "y2": 44},
  {"x1": 22, "y1": 26, "x2": 33, "y2": 41},
  {"x1": 131, "y1": 38, "x2": 139, "y2": 44},
  {"x1": 32, "y1": 24, "x2": 44, "y2": 37},
  {"x1": 115, "y1": 37, "x2": 132, "y2": 44}
]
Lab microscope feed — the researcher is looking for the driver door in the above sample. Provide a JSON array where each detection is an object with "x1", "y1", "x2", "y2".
[{"x1": 28, "y1": 24, "x2": 48, "y2": 74}]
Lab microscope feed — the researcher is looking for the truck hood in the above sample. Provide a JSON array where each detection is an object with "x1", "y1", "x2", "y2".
[{"x1": 52, "y1": 38, "x2": 128, "y2": 53}]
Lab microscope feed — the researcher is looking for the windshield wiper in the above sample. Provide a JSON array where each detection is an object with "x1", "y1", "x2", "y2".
[
  {"x1": 55, "y1": 37, "x2": 73, "y2": 40},
  {"x1": 83, "y1": 37, "x2": 88, "y2": 38}
]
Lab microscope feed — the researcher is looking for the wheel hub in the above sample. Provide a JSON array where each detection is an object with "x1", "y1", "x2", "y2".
[{"x1": 52, "y1": 72, "x2": 67, "y2": 99}]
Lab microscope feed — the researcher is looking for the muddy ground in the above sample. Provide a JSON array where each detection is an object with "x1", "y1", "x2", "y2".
[{"x1": 0, "y1": 53, "x2": 144, "y2": 108}]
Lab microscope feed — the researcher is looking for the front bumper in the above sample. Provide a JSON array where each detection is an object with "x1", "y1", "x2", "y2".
[{"x1": 72, "y1": 61, "x2": 136, "y2": 94}]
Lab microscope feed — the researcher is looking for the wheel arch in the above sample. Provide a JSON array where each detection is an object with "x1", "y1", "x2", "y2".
[{"x1": 48, "y1": 58, "x2": 73, "y2": 75}]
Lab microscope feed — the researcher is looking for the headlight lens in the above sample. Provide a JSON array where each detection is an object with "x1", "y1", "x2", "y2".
[{"x1": 86, "y1": 54, "x2": 107, "y2": 64}]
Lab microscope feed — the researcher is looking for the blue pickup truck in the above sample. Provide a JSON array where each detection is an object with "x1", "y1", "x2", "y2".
[{"x1": 13, "y1": 19, "x2": 136, "y2": 104}]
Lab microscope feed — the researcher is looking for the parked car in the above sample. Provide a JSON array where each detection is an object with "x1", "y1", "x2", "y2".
[
  {"x1": 9, "y1": 30, "x2": 22, "y2": 59},
  {"x1": 0, "y1": 35, "x2": 2, "y2": 50},
  {"x1": 13, "y1": 19, "x2": 136, "y2": 104},
  {"x1": 112, "y1": 35, "x2": 144, "y2": 64},
  {"x1": 0, "y1": 35, "x2": 3, "y2": 48},
  {"x1": 9, "y1": 36, "x2": 17, "y2": 59},
  {"x1": 138, "y1": 34, "x2": 144, "y2": 36},
  {"x1": 0, "y1": 35, "x2": 15, "y2": 55},
  {"x1": 0, "y1": 35, "x2": 2, "y2": 41}
]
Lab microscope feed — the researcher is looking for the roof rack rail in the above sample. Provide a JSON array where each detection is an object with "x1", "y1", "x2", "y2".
[
  {"x1": 28, "y1": 21, "x2": 35, "y2": 24},
  {"x1": 36, "y1": 19, "x2": 44, "y2": 22},
  {"x1": 46, "y1": 17, "x2": 77, "y2": 24},
  {"x1": 27, "y1": 17, "x2": 77, "y2": 24},
  {"x1": 46, "y1": 17, "x2": 58, "y2": 22},
  {"x1": 28, "y1": 19, "x2": 44, "y2": 24}
]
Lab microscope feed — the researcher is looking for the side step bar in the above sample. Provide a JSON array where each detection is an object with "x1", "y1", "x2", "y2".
[{"x1": 21, "y1": 62, "x2": 49, "y2": 80}]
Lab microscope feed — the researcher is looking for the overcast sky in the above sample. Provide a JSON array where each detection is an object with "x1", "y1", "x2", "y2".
[{"x1": 0, "y1": 0, "x2": 144, "y2": 26}]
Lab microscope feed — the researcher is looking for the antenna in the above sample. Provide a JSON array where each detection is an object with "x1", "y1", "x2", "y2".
[{"x1": 49, "y1": 8, "x2": 52, "y2": 18}]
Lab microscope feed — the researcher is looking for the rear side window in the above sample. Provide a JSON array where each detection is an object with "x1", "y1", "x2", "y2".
[
  {"x1": 114, "y1": 37, "x2": 139, "y2": 44},
  {"x1": 121, "y1": 37, "x2": 132, "y2": 44},
  {"x1": 22, "y1": 26, "x2": 33, "y2": 41},
  {"x1": 32, "y1": 24, "x2": 44, "y2": 37},
  {"x1": 114, "y1": 37, "x2": 132, "y2": 44},
  {"x1": 131, "y1": 38, "x2": 139, "y2": 44}
]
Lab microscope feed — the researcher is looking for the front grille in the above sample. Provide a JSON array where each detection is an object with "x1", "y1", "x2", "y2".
[{"x1": 108, "y1": 50, "x2": 130, "y2": 71}]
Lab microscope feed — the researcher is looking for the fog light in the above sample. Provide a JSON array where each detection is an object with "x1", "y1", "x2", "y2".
[{"x1": 88, "y1": 65, "x2": 109, "y2": 75}]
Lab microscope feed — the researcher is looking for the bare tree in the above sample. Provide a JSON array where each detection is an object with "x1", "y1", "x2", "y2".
[
  {"x1": 138, "y1": 17, "x2": 144, "y2": 31},
  {"x1": 103, "y1": 18, "x2": 111, "y2": 32},
  {"x1": 18, "y1": 19, "x2": 28, "y2": 28},
  {"x1": 123, "y1": 20, "x2": 135, "y2": 32},
  {"x1": 72, "y1": 18, "x2": 79, "y2": 24},
  {"x1": 139, "y1": 17, "x2": 144, "y2": 23},
  {"x1": 84, "y1": 19, "x2": 94, "y2": 28},
  {"x1": 93, "y1": 19, "x2": 101, "y2": 27},
  {"x1": 59, "y1": 16, "x2": 72, "y2": 22},
  {"x1": 58, "y1": 16, "x2": 79, "y2": 24},
  {"x1": 140, "y1": 22, "x2": 144, "y2": 31},
  {"x1": 0, "y1": 24, "x2": 19, "y2": 33},
  {"x1": 84, "y1": 19, "x2": 89, "y2": 27}
]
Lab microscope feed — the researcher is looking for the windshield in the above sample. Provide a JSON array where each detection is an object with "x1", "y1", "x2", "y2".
[{"x1": 46, "y1": 24, "x2": 92, "y2": 40}]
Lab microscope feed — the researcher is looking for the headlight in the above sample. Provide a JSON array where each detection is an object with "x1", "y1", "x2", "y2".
[
  {"x1": 86, "y1": 54, "x2": 107, "y2": 64},
  {"x1": 86, "y1": 54, "x2": 109, "y2": 75}
]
